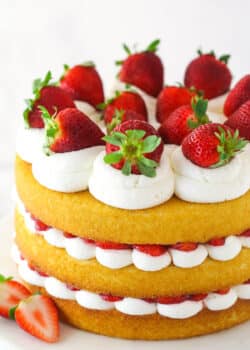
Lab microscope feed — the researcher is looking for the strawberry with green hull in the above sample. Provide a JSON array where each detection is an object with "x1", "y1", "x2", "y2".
[
  {"x1": 13, "y1": 294, "x2": 59, "y2": 343},
  {"x1": 182, "y1": 123, "x2": 247, "y2": 168},
  {"x1": 224, "y1": 75, "x2": 250, "y2": 116},
  {"x1": 184, "y1": 50, "x2": 232, "y2": 99},
  {"x1": 0, "y1": 274, "x2": 31, "y2": 318},
  {"x1": 39, "y1": 107, "x2": 105, "y2": 155},
  {"x1": 23, "y1": 71, "x2": 75, "y2": 128},
  {"x1": 156, "y1": 85, "x2": 197, "y2": 123},
  {"x1": 100, "y1": 90, "x2": 148, "y2": 125},
  {"x1": 116, "y1": 39, "x2": 164, "y2": 97},
  {"x1": 103, "y1": 120, "x2": 163, "y2": 177},
  {"x1": 158, "y1": 96, "x2": 210, "y2": 145},
  {"x1": 60, "y1": 62, "x2": 104, "y2": 107},
  {"x1": 225, "y1": 100, "x2": 250, "y2": 140}
]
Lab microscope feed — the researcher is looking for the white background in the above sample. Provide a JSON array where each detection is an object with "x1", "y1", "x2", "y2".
[{"x1": 0, "y1": 0, "x2": 250, "y2": 217}]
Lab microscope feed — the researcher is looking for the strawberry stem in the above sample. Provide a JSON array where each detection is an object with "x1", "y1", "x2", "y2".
[
  {"x1": 188, "y1": 96, "x2": 210, "y2": 129},
  {"x1": 38, "y1": 106, "x2": 59, "y2": 155},
  {"x1": 107, "y1": 109, "x2": 125, "y2": 134}
]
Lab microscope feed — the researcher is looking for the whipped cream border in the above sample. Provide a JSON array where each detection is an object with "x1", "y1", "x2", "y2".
[
  {"x1": 17, "y1": 199, "x2": 250, "y2": 272},
  {"x1": 12, "y1": 244, "x2": 250, "y2": 319}
]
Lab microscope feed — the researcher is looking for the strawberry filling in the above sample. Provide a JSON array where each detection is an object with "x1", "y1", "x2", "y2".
[
  {"x1": 96, "y1": 242, "x2": 131, "y2": 250},
  {"x1": 171, "y1": 242, "x2": 198, "y2": 252},
  {"x1": 100, "y1": 294, "x2": 124, "y2": 302},
  {"x1": 240, "y1": 230, "x2": 250, "y2": 237},
  {"x1": 208, "y1": 237, "x2": 226, "y2": 246},
  {"x1": 63, "y1": 232, "x2": 75, "y2": 239},
  {"x1": 134, "y1": 244, "x2": 167, "y2": 257},
  {"x1": 216, "y1": 288, "x2": 230, "y2": 295},
  {"x1": 30, "y1": 215, "x2": 50, "y2": 232},
  {"x1": 81, "y1": 238, "x2": 96, "y2": 244},
  {"x1": 157, "y1": 295, "x2": 189, "y2": 305},
  {"x1": 189, "y1": 293, "x2": 208, "y2": 301},
  {"x1": 66, "y1": 284, "x2": 80, "y2": 291}
]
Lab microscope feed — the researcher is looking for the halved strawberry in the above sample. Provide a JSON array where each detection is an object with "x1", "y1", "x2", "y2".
[
  {"x1": 240, "y1": 230, "x2": 250, "y2": 237},
  {"x1": 96, "y1": 241, "x2": 131, "y2": 250},
  {"x1": 208, "y1": 237, "x2": 226, "y2": 246},
  {"x1": 224, "y1": 100, "x2": 250, "y2": 140},
  {"x1": 14, "y1": 294, "x2": 59, "y2": 343},
  {"x1": 189, "y1": 293, "x2": 208, "y2": 301},
  {"x1": 103, "y1": 120, "x2": 163, "y2": 177},
  {"x1": 0, "y1": 275, "x2": 31, "y2": 318},
  {"x1": 182, "y1": 123, "x2": 247, "y2": 168},
  {"x1": 156, "y1": 85, "x2": 197, "y2": 123},
  {"x1": 158, "y1": 96, "x2": 210, "y2": 145},
  {"x1": 30, "y1": 215, "x2": 50, "y2": 232},
  {"x1": 39, "y1": 106, "x2": 105, "y2": 154},
  {"x1": 133, "y1": 244, "x2": 167, "y2": 257},
  {"x1": 116, "y1": 39, "x2": 164, "y2": 97},
  {"x1": 157, "y1": 295, "x2": 188, "y2": 304},
  {"x1": 100, "y1": 294, "x2": 123, "y2": 302},
  {"x1": 171, "y1": 242, "x2": 198, "y2": 252},
  {"x1": 184, "y1": 50, "x2": 232, "y2": 99},
  {"x1": 60, "y1": 62, "x2": 104, "y2": 107},
  {"x1": 224, "y1": 75, "x2": 250, "y2": 116},
  {"x1": 23, "y1": 71, "x2": 75, "y2": 128}
]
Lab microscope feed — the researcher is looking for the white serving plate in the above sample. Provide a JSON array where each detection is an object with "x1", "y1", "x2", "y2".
[{"x1": 0, "y1": 216, "x2": 249, "y2": 350}]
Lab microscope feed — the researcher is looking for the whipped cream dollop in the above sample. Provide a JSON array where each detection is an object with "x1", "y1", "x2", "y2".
[
  {"x1": 88, "y1": 148, "x2": 175, "y2": 210},
  {"x1": 32, "y1": 146, "x2": 104, "y2": 192},
  {"x1": 109, "y1": 79, "x2": 159, "y2": 128},
  {"x1": 14, "y1": 247, "x2": 250, "y2": 319},
  {"x1": 18, "y1": 200, "x2": 250, "y2": 272},
  {"x1": 207, "y1": 93, "x2": 228, "y2": 115},
  {"x1": 171, "y1": 146, "x2": 250, "y2": 203},
  {"x1": 74, "y1": 100, "x2": 105, "y2": 132},
  {"x1": 207, "y1": 111, "x2": 227, "y2": 124},
  {"x1": 16, "y1": 126, "x2": 45, "y2": 163}
]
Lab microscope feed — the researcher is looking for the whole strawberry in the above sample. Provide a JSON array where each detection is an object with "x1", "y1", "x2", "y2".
[
  {"x1": 158, "y1": 96, "x2": 210, "y2": 145},
  {"x1": 23, "y1": 71, "x2": 75, "y2": 128},
  {"x1": 100, "y1": 90, "x2": 148, "y2": 125},
  {"x1": 224, "y1": 75, "x2": 250, "y2": 116},
  {"x1": 116, "y1": 39, "x2": 164, "y2": 97},
  {"x1": 106, "y1": 109, "x2": 147, "y2": 134},
  {"x1": 103, "y1": 120, "x2": 163, "y2": 177},
  {"x1": 182, "y1": 123, "x2": 247, "y2": 168},
  {"x1": 184, "y1": 50, "x2": 232, "y2": 99},
  {"x1": 225, "y1": 100, "x2": 250, "y2": 140},
  {"x1": 39, "y1": 107, "x2": 105, "y2": 154},
  {"x1": 156, "y1": 85, "x2": 197, "y2": 123},
  {"x1": 60, "y1": 62, "x2": 104, "y2": 107}
]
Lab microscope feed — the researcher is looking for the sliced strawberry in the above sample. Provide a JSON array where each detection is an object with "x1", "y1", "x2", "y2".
[
  {"x1": 117, "y1": 39, "x2": 163, "y2": 97},
  {"x1": 216, "y1": 288, "x2": 230, "y2": 295},
  {"x1": 134, "y1": 244, "x2": 167, "y2": 257},
  {"x1": 224, "y1": 75, "x2": 250, "y2": 116},
  {"x1": 23, "y1": 71, "x2": 75, "y2": 129},
  {"x1": 103, "y1": 120, "x2": 163, "y2": 177},
  {"x1": 30, "y1": 215, "x2": 50, "y2": 231},
  {"x1": 157, "y1": 295, "x2": 188, "y2": 304},
  {"x1": 171, "y1": 242, "x2": 198, "y2": 252},
  {"x1": 63, "y1": 232, "x2": 75, "y2": 239},
  {"x1": 60, "y1": 62, "x2": 104, "y2": 107},
  {"x1": 100, "y1": 294, "x2": 123, "y2": 302},
  {"x1": 224, "y1": 100, "x2": 250, "y2": 140},
  {"x1": 189, "y1": 293, "x2": 208, "y2": 301},
  {"x1": 96, "y1": 241, "x2": 131, "y2": 250},
  {"x1": 40, "y1": 107, "x2": 105, "y2": 154},
  {"x1": 158, "y1": 96, "x2": 210, "y2": 145},
  {"x1": 14, "y1": 294, "x2": 59, "y2": 343},
  {"x1": 208, "y1": 237, "x2": 226, "y2": 246},
  {"x1": 0, "y1": 275, "x2": 31, "y2": 318},
  {"x1": 184, "y1": 50, "x2": 232, "y2": 99},
  {"x1": 182, "y1": 123, "x2": 247, "y2": 168},
  {"x1": 240, "y1": 230, "x2": 250, "y2": 237},
  {"x1": 156, "y1": 85, "x2": 196, "y2": 123}
]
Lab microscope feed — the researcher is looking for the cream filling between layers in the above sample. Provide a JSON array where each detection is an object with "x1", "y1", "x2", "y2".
[
  {"x1": 12, "y1": 245, "x2": 250, "y2": 319},
  {"x1": 17, "y1": 199, "x2": 250, "y2": 272}
]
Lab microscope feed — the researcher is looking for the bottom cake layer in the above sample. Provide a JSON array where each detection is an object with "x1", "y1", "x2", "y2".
[{"x1": 26, "y1": 284, "x2": 250, "y2": 340}]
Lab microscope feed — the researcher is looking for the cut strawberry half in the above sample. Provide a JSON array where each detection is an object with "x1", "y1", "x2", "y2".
[
  {"x1": 100, "y1": 294, "x2": 123, "y2": 302},
  {"x1": 14, "y1": 294, "x2": 59, "y2": 343},
  {"x1": 0, "y1": 275, "x2": 31, "y2": 318},
  {"x1": 157, "y1": 295, "x2": 188, "y2": 305},
  {"x1": 96, "y1": 241, "x2": 131, "y2": 250},
  {"x1": 134, "y1": 244, "x2": 167, "y2": 257},
  {"x1": 171, "y1": 242, "x2": 198, "y2": 252},
  {"x1": 30, "y1": 215, "x2": 50, "y2": 231},
  {"x1": 208, "y1": 237, "x2": 226, "y2": 246},
  {"x1": 240, "y1": 230, "x2": 250, "y2": 237},
  {"x1": 216, "y1": 288, "x2": 230, "y2": 295},
  {"x1": 189, "y1": 293, "x2": 208, "y2": 301}
]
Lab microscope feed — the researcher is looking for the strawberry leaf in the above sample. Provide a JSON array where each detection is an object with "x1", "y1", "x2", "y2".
[
  {"x1": 104, "y1": 151, "x2": 123, "y2": 164},
  {"x1": 39, "y1": 105, "x2": 59, "y2": 155},
  {"x1": 219, "y1": 54, "x2": 230, "y2": 64},
  {"x1": 0, "y1": 274, "x2": 12, "y2": 283},
  {"x1": 123, "y1": 43, "x2": 132, "y2": 55},
  {"x1": 103, "y1": 132, "x2": 126, "y2": 146},
  {"x1": 137, "y1": 161, "x2": 157, "y2": 177},
  {"x1": 188, "y1": 96, "x2": 210, "y2": 129},
  {"x1": 139, "y1": 156, "x2": 158, "y2": 168},
  {"x1": 145, "y1": 39, "x2": 160, "y2": 53},
  {"x1": 125, "y1": 129, "x2": 146, "y2": 140},
  {"x1": 82, "y1": 61, "x2": 95, "y2": 67},
  {"x1": 122, "y1": 160, "x2": 132, "y2": 175},
  {"x1": 106, "y1": 109, "x2": 124, "y2": 134},
  {"x1": 9, "y1": 306, "x2": 17, "y2": 320},
  {"x1": 141, "y1": 135, "x2": 161, "y2": 153}
]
